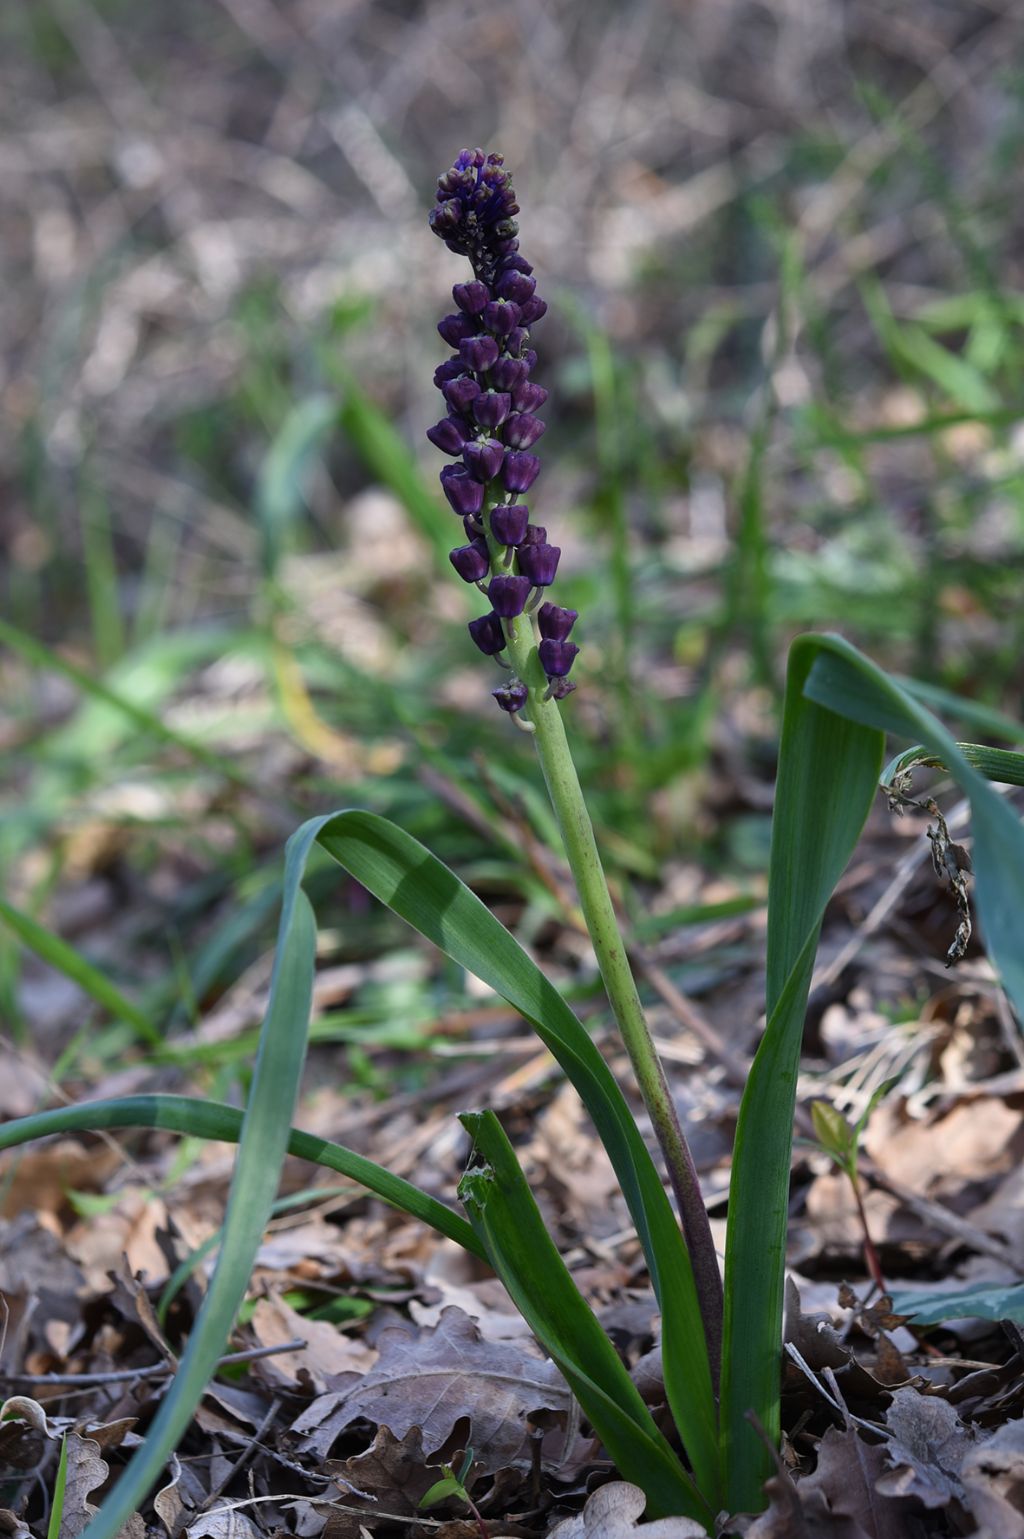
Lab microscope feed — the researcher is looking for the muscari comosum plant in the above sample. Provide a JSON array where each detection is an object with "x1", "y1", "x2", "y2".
[{"x1": 4, "y1": 149, "x2": 1024, "y2": 1538}]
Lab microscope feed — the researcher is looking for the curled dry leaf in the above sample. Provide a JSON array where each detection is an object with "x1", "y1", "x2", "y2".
[
  {"x1": 875, "y1": 1386, "x2": 973, "y2": 1509},
  {"x1": 185, "y1": 1512, "x2": 261, "y2": 1539},
  {"x1": 547, "y1": 1483, "x2": 706, "y2": 1539},
  {"x1": 293, "y1": 1305, "x2": 569, "y2": 1474}
]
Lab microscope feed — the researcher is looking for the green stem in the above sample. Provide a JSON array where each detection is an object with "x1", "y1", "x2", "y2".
[{"x1": 483, "y1": 502, "x2": 723, "y2": 1384}]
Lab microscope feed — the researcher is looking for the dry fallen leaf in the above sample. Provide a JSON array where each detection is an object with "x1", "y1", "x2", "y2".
[
  {"x1": 185, "y1": 1512, "x2": 261, "y2": 1539},
  {"x1": 250, "y1": 1293, "x2": 377, "y2": 1391},
  {"x1": 875, "y1": 1386, "x2": 973, "y2": 1509},
  {"x1": 547, "y1": 1482, "x2": 706, "y2": 1539},
  {"x1": 960, "y1": 1418, "x2": 1024, "y2": 1538},
  {"x1": 293, "y1": 1305, "x2": 570, "y2": 1473},
  {"x1": 57, "y1": 1432, "x2": 146, "y2": 1539}
]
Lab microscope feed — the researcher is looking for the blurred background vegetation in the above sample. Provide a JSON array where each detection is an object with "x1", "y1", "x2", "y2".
[{"x1": 2, "y1": 0, "x2": 1023, "y2": 1096}]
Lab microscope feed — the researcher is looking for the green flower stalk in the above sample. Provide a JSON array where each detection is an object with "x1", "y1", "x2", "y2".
[{"x1": 427, "y1": 148, "x2": 723, "y2": 1380}]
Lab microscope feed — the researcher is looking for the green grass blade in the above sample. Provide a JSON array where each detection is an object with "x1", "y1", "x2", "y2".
[
  {"x1": 47, "y1": 1434, "x2": 68, "y2": 1539},
  {"x1": 0, "y1": 896, "x2": 160, "y2": 1046},
  {"x1": 721, "y1": 635, "x2": 884, "y2": 1511},
  {"x1": 309, "y1": 809, "x2": 720, "y2": 1503},
  {"x1": 882, "y1": 743, "x2": 1024, "y2": 791},
  {"x1": 458, "y1": 1110, "x2": 712, "y2": 1526},
  {"x1": 0, "y1": 1095, "x2": 482, "y2": 1259}
]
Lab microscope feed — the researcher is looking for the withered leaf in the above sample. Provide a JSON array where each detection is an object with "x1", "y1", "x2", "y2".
[
  {"x1": 547, "y1": 1482, "x2": 705, "y2": 1539},
  {"x1": 293, "y1": 1306, "x2": 569, "y2": 1473},
  {"x1": 875, "y1": 1386, "x2": 973, "y2": 1509},
  {"x1": 797, "y1": 1426, "x2": 909, "y2": 1539},
  {"x1": 960, "y1": 1418, "x2": 1024, "y2": 1538},
  {"x1": 185, "y1": 1513, "x2": 261, "y2": 1539}
]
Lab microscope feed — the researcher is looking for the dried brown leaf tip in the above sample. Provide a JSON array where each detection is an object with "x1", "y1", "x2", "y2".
[{"x1": 547, "y1": 1484, "x2": 706, "y2": 1539}]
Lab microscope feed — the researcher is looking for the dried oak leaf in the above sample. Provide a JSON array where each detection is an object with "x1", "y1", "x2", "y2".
[
  {"x1": 324, "y1": 1424, "x2": 436, "y2": 1512},
  {"x1": 961, "y1": 1418, "x2": 1024, "y2": 1538},
  {"x1": 292, "y1": 1306, "x2": 569, "y2": 1473},
  {"x1": 547, "y1": 1482, "x2": 705, "y2": 1539},
  {"x1": 875, "y1": 1386, "x2": 973, "y2": 1509},
  {"x1": 58, "y1": 1432, "x2": 146, "y2": 1539}
]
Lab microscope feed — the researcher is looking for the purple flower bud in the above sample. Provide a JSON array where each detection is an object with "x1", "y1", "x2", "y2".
[
  {"x1": 518, "y1": 542, "x2": 560, "y2": 586},
  {"x1": 518, "y1": 296, "x2": 548, "y2": 325},
  {"x1": 443, "y1": 375, "x2": 481, "y2": 414},
  {"x1": 440, "y1": 464, "x2": 485, "y2": 516},
  {"x1": 434, "y1": 358, "x2": 463, "y2": 388},
  {"x1": 459, "y1": 335, "x2": 499, "y2": 373},
  {"x1": 539, "y1": 639, "x2": 579, "y2": 677},
  {"x1": 449, "y1": 538, "x2": 491, "y2": 582},
  {"x1": 426, "y1": 416, "x2": 469, "y2": 455},
  {"x1": 490, "y1": 502, "x2": 529, "y2": 545},
  {"x1": 503, "y1": 451, "x2": 540, "y2": 493},
  {"x1": 504, "y1": 412, "x2": 545, "y2": 449},
  {"x1": 522, "y1": 523, "x2": 547, "y2": 544},
  {"x1": 496, "y1": 271, "x2": 536, "y2": 305},
  {"x1": 453, "y1": 280, "x2": 490, "y2": 315},
  {"x1": 463, "y1": 436, "x2": 505, "y2": 482},
  {"x1": 483, "y1": 300, "x2": 521, "y2": 337},
  {"x1": 513, "y1": 381, "x2": 548, "y2": 413},
  {"x1": 468, "y1": 611, "x2": 506, "y2": 655},
  {"x1": 488, "y1": 574, "x2": 532, "y2": 617},
  {"x1": 548, "y1": 676, "x2": 576, "y2": 700},
  {"x1": 538, "y1": 603, "x2": 577, "y2": 640},
  {"x1": 473, "y1": 391, "x2": 512, "y2": 429},
  {"x1": 493, "y1": 680, "x2": 529, "y2": 714},
  {"x1": 500, "y1": 252, "x2": 533, "y2": 275},
  {"x1": 490, "y1": 356, "x2": 528, "y2": 390},
  {"x1": 523, "y1": 349, "x2": 538, "y2": 371},
  {"x1": 506, "y1": 327, "x2": 528, "y2": 356},
  {"x1": 438, "y1": 312, "x2": 475, "y2": 347}
]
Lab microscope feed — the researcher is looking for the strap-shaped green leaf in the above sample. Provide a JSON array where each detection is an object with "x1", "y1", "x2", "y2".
[
  {"x1": 458, "y1": 1111, "x2": 713, "y2": 1527},
  {"x1": 0, "y1": 1094, "x2": 482, "y2": 1258}
]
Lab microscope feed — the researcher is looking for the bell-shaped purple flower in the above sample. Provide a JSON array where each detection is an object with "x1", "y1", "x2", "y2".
[
  {"x1": 440, "y1": 464, "x2": 485, "y2": 516},
  {"x1": 500, "y1": 252, "x2": 533, "y2": 276},
  {"x1": 449, "y1": 538, "x2": 491, "y2": 583},
  {"x1": 463, "y1": 437, "x2": 505, "y2": 482},
  {"x1": 518, "y1": 542, "x2": 560, "y2": 586},
  {"x1": 426, "y1": 416, "x2": 469, "y2": 455},
  {"x1": 538, "y1": 603, "x2": 577, "y2": 640},
  {"x1": 453, "y1": 280, "x2": 490, "y2": 315},
  {"x1": 513, "y1": 381, "x2": 548, "y2": 413},
  {"x1": 488, "y1": 574, "x2": 532, "y2": 617},
  {"x1": 490, "y1": 356, "x2": 528, "y2": 390},
  {"x1": 468, "y1": 611, "x2": 507, "y2": 655},
  {"x1": 539, "y1": 639, "x2": 579, "y2": 677},
  {"x1": 502, "y1": 451, "x2": 540, "y2": 493},
  {"x1": 443, "y1": 375, "x2": 481, "y2": 414},
  {"x1": 496, "y1": 271, "x2": 536, "y2": 305},
  {"x1": 504, "y1": 413, "x2": 545, "y2": 449},
  {"x1": 522, "y1": 523, "x2": 547, "y2": 544},
  {"x1": 483, "y1": 299, "x2": 521, "y2": 336},
  {"x1": 459, "y1": 335, "x2": 499, "y2": 373},
  {"x1": 493, "y1": 680, "x2": 529, "y2": 714},
  {"x1": 506, "y1": 326, "x2": 528, "y2": 356},
  {"x1": 473, "y1": 391, "x2": 511, "y2": 429},
  {"x1": 438, "y1": 312, "x2": 475, "y2": 347},
  {"x1": 434, "y1": 358, "x2": 463, "y2": 388},
  {"x1": 519, "y1": 296, "x2": 548, "y2": 325},
  {"x1": 490, "y1": 502, "x2": 529, "y2": 546}
]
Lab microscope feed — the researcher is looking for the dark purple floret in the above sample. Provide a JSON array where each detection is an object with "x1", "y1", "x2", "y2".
[
  {"x1": 500, "y1": 252, "x2": 533, "y2": 276},
  {"x1": 506, "y1": 327, "x2": 528, "y2": 357},
  {"x1": 490, "y1": 356, "x2": 528, "y2": 390},
  {"x1": 443, "y1": 375, "x2": 481, "y2": 414},
  {"x1": 518, "y1": 542, "x2": 560, "y2": 586},
  {"x1": 493, "y1": 680, "x2": 529, "y2": 714},
  {"x1": 468, "y1": 611, "x2": 507, "y2": 655},
  {"x1": 490, "y1": 502, "x2": 529, "y2": 546},
  {"x1": 502, "y1": 451, "x2": 540, "y2": 493},
  {"x1": 548, "y1": 676, "x2": 577, "y2": 700},
  {"x1": 463, "y1": 437, "x2": 505, "y2": 482},
  {"x1": 513, "y1": 381, "x2": 547, "y2": 413},
  {"x1": 504, "y1": 412, "x2": 545, "y2": 449},
  {"x1": 539, "y1": 639, "x2": 579, "y2": 677},
  {"x1": 488, "y1": 574, "x2": 532, "y2": 617},
  {"x1": 426, "y1": 416, "x2": 469, "y2": 455},
  {"x1": 518, "y1": 296, "x2": 548, "y2": 325},
  {"x1": 538, "y1": 603, "x2": 577, "y2": 641},
  {"x1": 440, "y1": 464, "x2": 485, "y2": 516},
  {"x1": 495, "y1": 271, "x2": 536, "y2": 305},
  {"x1": 434, "y1": 358, "x2": 463, "y2": 388},
  {"x1": 522, "y1": 523, "x2": 547, "y2": 544},
  {"x1": 473, "y1": 391, "x2": 511, "y2": 429},
  {"x1": 453, "y1": 280, "x2": 490, "y2": 314},
  {"x1": 459, "y1": 335, "x2": 500, "y2": 374},
  {"x1": 483, "y1": 300, "x2": 521, "y2": 337},
  {"x1": 449, "y1": 539, "x2": 491, "y2": 583},
  {"x1": 438, "y1": 312, "x2": 475, "y2": 347}
]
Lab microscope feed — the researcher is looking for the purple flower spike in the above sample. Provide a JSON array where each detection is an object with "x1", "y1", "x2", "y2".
[
  {"x1": 504, "y1": 412, "x2": 545, "y2": 449},
  {"x1": 496, "y1": 271, "x2": 536, "y2": 305},
  {"x1": 493, "y1": 680, "x2": 529, "y2": 714},
  {"x1": 459, "y1": 335, "x2": 500, "y2": 373},
  {"x1": 518, "y1": 296, "x2": 548, "y2": 325},
  {"x1": 438, "y1": 312, "x2": 475, "y2": 347},
  {"x1": 539, "y1": 639, "x2": 579, "y2": 677},
  {"x1": 503, "y1": 451, "x2": 540, "y2": 493},
  {"x1": 483, "y1": 299, "x2": 521, "y2": 336},
  {"x1": 426, "y1": 416, "x2": 469, "y2": 455},
  {"x1": 513, "y1": 381, "x2": 548, "y2": 413},
  {"x1": 440, "y1": 464, "x2": 485, "y2": 516},
  {"x1": 490, "y1": 502, "x2": 530, "y2": 545},
  {"x1": 538, "y1": 603, "x2": 577, "y2": 640},
  {"x1": 468, "y1": 611, "x2": 507, "y2": 655},
  {"x1": 488, "y1": 574, "x2": 532, "y2": 617},
  {"x1": 490, "y1": 356, "x2": 528, "y2": 390},
  {"x1": 453, "y1": 280, "x2": 490, "y2": 315},
  {"x1": 518, "y1": 542, "x2": 560, "y2": 586},
  {"x1": 449, "y1": 539, "x2": 491, "y2": 583},
  {"x1": 473, "y1": 391, "x2": 511, "y2": 429},
  {"x1": 463, "y1": 437, "x2": 505, "y2": 482}
]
